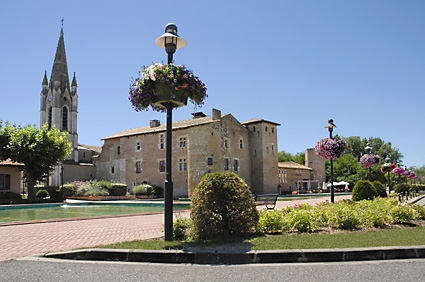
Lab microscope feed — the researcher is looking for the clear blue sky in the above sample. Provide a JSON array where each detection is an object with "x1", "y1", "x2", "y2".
[{"x1": 1, "y1": 0, "x2": 424, "y2": 167}]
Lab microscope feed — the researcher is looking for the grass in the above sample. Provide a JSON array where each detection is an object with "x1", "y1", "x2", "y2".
[{"x1": 99, "y1": 224, "x2": 425, "y2": 251}]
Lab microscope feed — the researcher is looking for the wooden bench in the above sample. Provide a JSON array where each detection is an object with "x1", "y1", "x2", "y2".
[{"x1": 253, "y1": 194, "x2": 279, "y2": 210}]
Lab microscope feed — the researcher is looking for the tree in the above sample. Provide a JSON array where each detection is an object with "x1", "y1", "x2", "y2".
[
  {"x1": 0, "y1": 122, "x2": 72, "y2": 199},
  {"x1": 278, "y1": 150, "x2": 305, "y2": 165}
]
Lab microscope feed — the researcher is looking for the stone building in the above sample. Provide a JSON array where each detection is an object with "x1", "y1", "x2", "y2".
[
  {"x1": 95, "y1": 109, "x2": 280, "y2": 198},
  {"x1": 278, "y1": 148, "x2": 326, "y2": 194},
  {"x1": 0, "y1": 160, "x2": 24, "y2": 195}
]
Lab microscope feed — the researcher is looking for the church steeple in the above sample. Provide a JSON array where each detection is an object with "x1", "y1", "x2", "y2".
[{"x1": 50, "y1": 27, "x2": 70, "y2": 92}]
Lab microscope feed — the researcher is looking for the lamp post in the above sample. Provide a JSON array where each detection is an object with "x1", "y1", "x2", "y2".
[
  {"x1": 324, "y1": 119, "x2": 337, "y2": 203},
  {"x1": 365, "y1": 143, "x2": 373, "y2": 180},
  {"x1": 155, "y1": 23, "x2": 186, "y2": 241},
  {"x1": 385, "y1": 155, "x2": 391, "y2": 194},
  {"x1": 60, "y1": 164, "x2": 64, "y2": 201}
]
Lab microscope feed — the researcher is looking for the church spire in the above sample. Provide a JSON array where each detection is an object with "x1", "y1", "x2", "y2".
[{"x1": 50, "y1": 26, "x2": 70, "y2": 92}]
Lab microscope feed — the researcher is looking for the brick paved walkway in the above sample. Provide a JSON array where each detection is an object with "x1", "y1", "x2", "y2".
[{"x1": 0, "y1": 195, "x2": 350, "y2": 262}]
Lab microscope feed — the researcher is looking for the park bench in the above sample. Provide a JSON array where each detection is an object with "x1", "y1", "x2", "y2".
[{"x1": 253, "y1": 194, "x2": 279, "y2": 210}]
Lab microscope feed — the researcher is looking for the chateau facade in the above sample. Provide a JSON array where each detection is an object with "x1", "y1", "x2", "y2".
[{"x1": 95, "y1": 109, "x2": 280, "y2": 198}]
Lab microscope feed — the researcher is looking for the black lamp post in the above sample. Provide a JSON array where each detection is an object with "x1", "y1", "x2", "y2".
[
  {"x1": 385, "y1": 155, "x2": 391, "y2": 194},
  {"x1": 365, "y1": 143, "x2": 373, "y2": 180},
  {"x1": 155, "y1": 23, "x2": 186, "y2": 241},
  {"x1": 324, "y1": 119, "x2": 337, "y2": 203},
  {"x1": 60, "y1": 164, "x2": 64, "y2": 201}
]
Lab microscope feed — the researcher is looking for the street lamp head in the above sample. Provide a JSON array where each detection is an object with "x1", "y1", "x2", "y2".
[
  {"x1": 324, "y1": 119, "x2": 336, "y2": 133},
  {"x1": 385, "y1": 155, "x2": 391, "y2": 163},
  {"x1": 365, "y1": 143, "x2": 373, "y2": 153},
  {"x1": 155, "y1": 23, "x2": 186, "y2": 55}
]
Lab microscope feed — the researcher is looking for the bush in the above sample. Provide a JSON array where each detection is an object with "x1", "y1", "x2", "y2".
[
  {"x1": 109, "y1": 183, "x2": 127, "y2": 196},
  {"x1": 152, "y1": 185, "x2": 164, "y2": 197},
  {"x1": 0, "y1": 191, "x2": 21, "y2": 200},
  {"x1": 352, "y1": 180, "x2": 378, "y2": 201},
  {"x1": 371, "y1": 181, "x2": 387, "y2": 198},
  {"x1": 190, "y1": 171, "x2": 259, "y2": 240},
  {"x1": 74, "y1": 181, "x2": 109, "y2": 196},
  {"x1": 395, "y1": 183, "x2": 410, "y2": 194},
  {"x1": 36, "y1": 189, "x2": 49, "y2": 199},
  {"x1": 173, "y1": 216, "x2": 192, "y2": 241},
  {"x1": 133, "y1": 184, "x2": 153, "y2": 196}
]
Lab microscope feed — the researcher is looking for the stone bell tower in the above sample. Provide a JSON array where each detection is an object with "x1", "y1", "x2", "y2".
[{"x1": 40, "y1": 26, "x2": 78, "y2": 185}]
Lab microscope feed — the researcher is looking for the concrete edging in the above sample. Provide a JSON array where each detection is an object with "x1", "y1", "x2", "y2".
[{"x1": 43, "y1": 246, "x2": 425, "y2": 264}]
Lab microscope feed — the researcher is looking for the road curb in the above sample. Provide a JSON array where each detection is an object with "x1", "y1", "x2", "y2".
[{"x1": 42, "y1": 246, "x2": 425, "y2": 264}]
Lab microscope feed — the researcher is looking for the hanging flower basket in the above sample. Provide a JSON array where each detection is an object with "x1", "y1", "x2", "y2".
[
  {"x1": 381, "y1": 162, "x2": 396, "y2": 173},
  {"x1": 359, "y1": 154, "x2": 380, "y2": 169},
  {"x1": 315, "y1": 136, "x2": 347, "y2": 160},
  {"x1": 129, "y1": 63, "x2": 207, "y2": 112},
  {"x1": 392, "y1": 167, "x2": 405, "y2": 175}
]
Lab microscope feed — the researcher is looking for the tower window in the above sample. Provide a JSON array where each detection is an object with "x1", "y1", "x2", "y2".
[
  {"x1": 179, "y1": 158, "x2": 187, "y2": 171},
  {"x1": 135, "y1": 161, "x2": 142, "y2": 173},
  {"x1": 224, "y1": 158, "x2": 229, "y2": 170},
  {"x1": 48, "y1": 107, "x2": 52, "y2": 129},
  {"x1": 159, "y1": 160, "x2": 165, "y2": 172},
  {"x1": 233, "y1": 159, "x2": 239, "y2": 172},
  {"x1": 62, "y1": 106, "x2": 68, "y2": 131},
  {"x1": 207, "y1": 157, "x2": 213, "y2": 166}
]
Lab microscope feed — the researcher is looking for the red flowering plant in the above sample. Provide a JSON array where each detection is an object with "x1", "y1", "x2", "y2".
[
  {"x1": 315, "y1": 136, "x2": 347, "y2": 160},
  {"x1": 129, "y1": 63, "x2": 207, "y2": 112},
  {"x1": 381, "y1": 162, "x2": 396, "y2": 173},
  {"x1": 359, "y1": 154, "x2": 381, "y2": 169}
]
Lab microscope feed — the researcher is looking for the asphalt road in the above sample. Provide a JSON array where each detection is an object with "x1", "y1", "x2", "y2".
[{"x1": 1, "y1": 257, "x2": 425, "y2": 282}]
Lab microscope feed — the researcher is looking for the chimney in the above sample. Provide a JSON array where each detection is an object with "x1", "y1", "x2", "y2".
[
  {"x1": 150, "y1": 119, "x2": 160, "y2": 128},
  {"x1": 212, "y1": 108, "x2": 221, "y2": 120}
]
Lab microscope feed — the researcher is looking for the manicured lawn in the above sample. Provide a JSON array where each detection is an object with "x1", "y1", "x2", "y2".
[{"x1": 99, "y1": 224, "x2": 425, "y2": 251}]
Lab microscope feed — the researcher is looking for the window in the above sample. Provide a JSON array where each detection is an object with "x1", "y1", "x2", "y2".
[
  {"x1": 179, "y1": 158, "x2": 187, "y2": 171},
  {"x1": 48, "y1": 107, "x2": 52, "y2": 129},
  {"x1": 239, "y1": 139, "x2": 244, "y2": 149},
  {"x1": 135, "y1": 161, "x2": 142, "y2": 173},
  {"x1": 224, "y1": 158, "x2": 229, "y2": 170},
  {"x1": 233, "y1": 159, "x2": 239, "y2": 172},
  {"x1": 117, "y1": 146, "x2": 120, "y2": 155},
  {"x1": 159, "y1": 160, "x2": 165, "y2": 172},
  {"x1": 207, "y1": 157, "x2": 213, "y2": 166},
  {"x1": 62, "y1": 106, "x2": 68, "y2": 131},
  {"x1": 272, "y1": 127, "x2": 274, "y2": 134},
  {"x1": 179, "y1": 137, "x2": 187, "y2": 147},
  {"x1": 0, "y1": 174, "x2": 11, "y2": 190},
  {"x1": 159, "y1": 134, "x2": 165, "y2": 149},
  {"x1": 136, "y1": 142, "x2": 141, "y2": 151},
  {"x1": 252, "y1": 126, "x2": 255, "y2": 132},
  {"x1": 265, "y1": 126, "x2": 268, "y2": 132},
  {"x1": 224, "y1": 138, "x2": 229, "y2": 148},
  {"x1": 111, "y1": 167, "x2": 115, "y2": 174}
]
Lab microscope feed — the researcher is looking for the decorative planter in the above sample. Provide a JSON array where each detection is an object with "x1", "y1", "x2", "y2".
[{"x1": 152, "y1": 82, "x2": 188, "y2": 109}]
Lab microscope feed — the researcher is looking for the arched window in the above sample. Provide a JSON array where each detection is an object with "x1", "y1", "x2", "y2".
[
  {"x1": 48, "y1": 107, "x2": 52, "y2": 129},
  {"x1": 62, "y1": 106, "x2": 68, "y2": 131}
]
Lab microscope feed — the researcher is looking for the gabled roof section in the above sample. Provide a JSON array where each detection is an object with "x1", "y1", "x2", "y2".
[
  {"x1": 102, "y1": 113, "x2": 231, "y2": 140},
  {"x1": 0, "y1": 159, "x2": 24, "y2": 166},
  {"x1": 278, "y1": 161, "x2": 312, "y2": 170},
  {"x1": 242, "y1": 118, "x2": 280, "y2": 126},
  {"x1": 50, "y1": 28, "x2": 70, "y2": 92}
]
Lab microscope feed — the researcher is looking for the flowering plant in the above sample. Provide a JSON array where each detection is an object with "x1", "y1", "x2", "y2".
[
  {"x1": 129, "y1": 63, "x2": 207, "y2": 112},
  {"x1": 315, "y1": 136, "x2": 347, "y2": 160},
  {"x1": 359, "y1": 154, "x2": 380, "y2": 168}
]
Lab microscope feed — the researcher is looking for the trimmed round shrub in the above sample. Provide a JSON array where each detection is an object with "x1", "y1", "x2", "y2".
[
  {"x1": 190, "y1": 171, "x2": 259, "y2": 240},
  {"x1": 371, "y1": 181, "x2": 387, "y2": 198},
  {"x1": 133, "y1": 184, "x2": 152, "y2": 196},
  {"x1": 36, "y1": 189, "x2": 50, "y2": 199},
  {"x1": 395, "y1": 183, "x2": 410, "y2": 194},
  {"x1": 152, "y1": 185, "x2": 164, "y2": 197},
  {"x1": 352, "y1": 180, "x2": 377, "y2": 201}
]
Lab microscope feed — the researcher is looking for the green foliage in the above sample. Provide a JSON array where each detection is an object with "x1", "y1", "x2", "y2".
[
  {"x1": 133, "y1": 184, "x2": 153, "y2": 196},
  {"x1": 74, "y1": 181, "x2": 109, "y2": 196},
  {"x1": 0, "y1": 122, "x2": 72, "y2": 199},
  {"x1": 173, "y1": 216, "x2": 193, "y2": 241},
  {"x1": 36, "y1": 189, "x2": 49, "y2": 199},
  {"x1": 190, "y1": 171, "x2": 259, "y2": 240},
  {"x1": 352, "y1": 180, "x2": 378, "y2": 201},
  {"x1": 371, "y1": 181, "x2": 387, "y2": 198},
  {"x1": 284, "y1": 207, "x2": 321, "y2": 232},
  {"x1": 151, "y1": 185, "x2": 164, "y2": 197},
  {"x1": 0, "y1": 191, "x2": 21, "y2": 200},
  {"x1": 390, "y1": 204, "x2": 415, "y2": 224},
  {"x1": 395, "y1": 183, "x2": 410, "y2": 194},
  {"x1": 258, "y1": 209, "x2": 286, "y2": 233},
  {"x1": 109, "y1": 183, "x2": 127, "y2": 196}
]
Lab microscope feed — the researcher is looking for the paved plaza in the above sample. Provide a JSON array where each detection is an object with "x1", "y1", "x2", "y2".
[{"x1": 0, "y1": 195, "x2": 388, "y2": 262}]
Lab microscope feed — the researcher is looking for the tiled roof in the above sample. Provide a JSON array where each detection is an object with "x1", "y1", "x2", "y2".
[
  {"x1": 102, "y1": 114, "x2": 229, "y2": 140},
  {"x1": 242, "y1": 118, "x2": 281, "y2": 126},
  {"x1": 278, "y1": 161, "x2": 312, "y2": 170},
  {"x1": 0, "y1": 159, "x2": 24, "y2": 166},
  {"x1": 78, "y1": 144, "x2": 102, "y2": 153}
]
